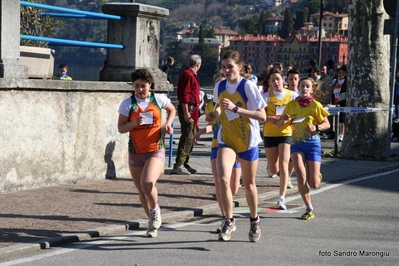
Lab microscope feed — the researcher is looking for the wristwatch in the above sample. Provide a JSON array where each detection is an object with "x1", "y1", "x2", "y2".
[
  {"x1": 232, "y1": 106, "x2": 239, "y2": 113},
  {"x1": 315, "y1": 124, "x2": 320, "y2": 131}
]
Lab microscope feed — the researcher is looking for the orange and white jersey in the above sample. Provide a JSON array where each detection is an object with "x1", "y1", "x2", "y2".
[{"x1": 118, "y1": 93, "x2": 171, "y2": 154}]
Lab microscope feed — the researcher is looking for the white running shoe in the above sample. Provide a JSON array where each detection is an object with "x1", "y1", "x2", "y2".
[
  {"x1": 149, "y1": 207, "x2": 162, "y2": 229},
  {"x1": 277, "y1": 197, "x2": 287, "y2": 210},
  {"x1": 219, "y1": 219, "x2": 236, "y2": 241},
  {"x1": 146, "y1": 228, "x2": 158, "y2": 238}
]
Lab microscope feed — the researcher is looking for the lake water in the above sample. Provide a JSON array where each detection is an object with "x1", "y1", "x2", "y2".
[{"x1": 62, "y1": 63, "x2": 214, "y2": 89}]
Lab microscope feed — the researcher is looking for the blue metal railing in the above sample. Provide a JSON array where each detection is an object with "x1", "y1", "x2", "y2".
[
  {"x1": 20, "y1": 1, "x2": 122, "y2": 20},
  {"x1": 20, "y1": 1, "x2": 124, "y2": 49}
]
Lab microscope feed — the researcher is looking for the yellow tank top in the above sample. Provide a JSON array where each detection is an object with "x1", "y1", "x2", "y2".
[
  {"x1": 263, "y1": 89, "x2": 293, "y2": 137},
  {"x1": 218, "y1": 79, "x2": 251, "y2": 153}
]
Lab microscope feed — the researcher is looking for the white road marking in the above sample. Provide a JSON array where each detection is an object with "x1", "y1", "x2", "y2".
[{"x1": 285, "y1": 168, "x2": 399, "y2": 204}]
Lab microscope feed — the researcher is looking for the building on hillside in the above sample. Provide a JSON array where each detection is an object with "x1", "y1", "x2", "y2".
[
  {"x1": 176, "y1": 29, "x2": 194, "y2": 40},
  {"x1": 311, "y1": 11, "x2": 348, "y2": 37},
  {"x1": 181, "y1": 37, "x2": 222, "y2": 62},
  {"x1": 279, "y1": 34, "x2": 315, "y2": 72},
  {"x1": 298, "y1": 22, "x2": 326, "y2": 38},
  {"x1": 263, "y1": 14, "x2": 284, "y2": 34},
  {"x1": 309, "y1": 35, "x2": 349, "y2": 66},
  {"x1": 214, "y1": 28, "x2": 239, "y2": 47},
  {"x1": 229, "y1": 34, "x2": 284, "y2": 73},
  {"x1": 226, "y1": 33, "x2": 348, "y2": 73}
]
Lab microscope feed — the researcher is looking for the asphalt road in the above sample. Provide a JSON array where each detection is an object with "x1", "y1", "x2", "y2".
[{"x1": 1, "y1": 169, "x2": 398, "y2": 266}]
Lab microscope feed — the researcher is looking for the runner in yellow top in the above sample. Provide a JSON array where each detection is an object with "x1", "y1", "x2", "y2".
[
  {"x1": 277, "y1": 77, "x2": 330, "y2": 221},
  {"x1": 117, "y1": 68, "x2": 176, "y2": 237},
  {"x1": 262, "y1": 68, "x2": 298, "y2": 210},
  {"x1": 207, "y1": 50, "x2": 267, "y2": 242}
]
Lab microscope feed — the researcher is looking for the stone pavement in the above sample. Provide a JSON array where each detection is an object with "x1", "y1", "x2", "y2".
[{"x1": 1, "y1": 117, "x2": 399, "y2": 258}]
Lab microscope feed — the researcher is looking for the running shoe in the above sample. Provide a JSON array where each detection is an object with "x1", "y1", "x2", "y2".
[
  {"x1": 146, "y1": 228, "x2": 158, "y2": 238},
  {"x1": 219, "y1": 219, "x2": 236, "y2": 241},
  {"x1": 171, "y1": 166, "x2": 191, "y2": 175},
  {"x1": 301, "y1": 209, "x2": 315, "y2": 220},
  {"x1": 184, "y1": 164, "x2": 197, "y2": 174},
  {"x1": 277, "y1": 198, "x2": 287, "y2": 210},
  {"x1": 150, "y1": 207, "x2": 162, "y2": 229},
  {"x1": 216, "y1": 219, "x2": 225, "y2": 233},
  {"x1": 248, "y1": 218, "x2": 261, "y2": 242}
]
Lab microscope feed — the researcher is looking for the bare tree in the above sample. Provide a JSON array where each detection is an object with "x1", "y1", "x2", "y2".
[{"x1": 341, "y1": 0, "x2": 390, "y2": 159}]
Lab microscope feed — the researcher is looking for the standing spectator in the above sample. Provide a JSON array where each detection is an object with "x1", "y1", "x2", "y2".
[
  {"x1": 262, "y1": 68, "x2": 298, "y2": 210},
  {"x1": 207, "y1": 50, "x2": 267, "y2": 242},
  {"x1": 117, "y1": 68, "x2": 176, "y2": 237},
  {"x1": 244, "y1": 63, "x2": 258, "y2": 85},
  {"x1": 310, "y1": 66, "x2": 321, "y2": 83},
  {"x1": 161, "y1": 56, "x2": 174, "y2": 85},
  {"x1": 327, "y1": 59, "x2": 335, "y2": 77},
  {"x1": 307, "y1": 59, "x2": 318, "y2": 77},
  {"x1": 52, "y1": 63, "x2": 72, "y2": 80},
  {"x1": 331, "y1": 65, "x2": 348, "y2": 141},
  {"x1": 319, "y1": 65, "x2": 332, "y2": 105},
  {"x1": 277, "y1": 77, "x2": 330, "y2": 220},
  {"x1": 318, "y1": 65, "x2": 333, "y2": 138},
  {"x1": 171, "y1": 54, "x2": 202, "y2": 175}
]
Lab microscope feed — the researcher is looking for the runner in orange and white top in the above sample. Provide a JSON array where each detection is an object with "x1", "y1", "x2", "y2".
[{"x1": 117, "y1": 68, "x2": 176, "y2": 238}]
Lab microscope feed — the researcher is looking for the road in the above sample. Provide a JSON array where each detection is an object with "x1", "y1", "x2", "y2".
[{"x1": 1, "y1": 170, "x2": 398, "y2": 266}]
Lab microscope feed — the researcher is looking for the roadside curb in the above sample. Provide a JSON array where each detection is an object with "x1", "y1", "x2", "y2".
[{"x1": 0, "y1": 189, "x2": 282, "y2": 259}]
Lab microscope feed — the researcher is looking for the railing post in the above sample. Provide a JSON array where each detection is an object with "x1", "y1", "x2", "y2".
[
  {"x1": 0, "y1": 0, "x2": 28, "y2": 78},
  {"x1": 100, "y1": 3, "x2": 172, "y2": 93}
]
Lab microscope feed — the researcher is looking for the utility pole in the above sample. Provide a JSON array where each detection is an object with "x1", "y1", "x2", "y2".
[{"x1": 317, "y1": 0, "x2": 324, "y2": 67}]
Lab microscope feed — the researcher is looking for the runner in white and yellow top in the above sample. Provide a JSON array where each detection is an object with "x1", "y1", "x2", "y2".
[
  {"x1": 262, "y1": 68, "x2": 298, "y2": 210},
  {"x1": 277, "y1": 77, "x2": 330, "y2": 221},
  {"x1": 192, "y1": 72, "x2": 242, "y2": 234},
  {"x1": 206, "y1": 50, "x2": 266, "y2": 243}
]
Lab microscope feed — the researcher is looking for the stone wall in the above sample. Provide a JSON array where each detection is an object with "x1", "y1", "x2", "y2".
[{"x1": 0, "y1": 79, "x2": 147, "y2": 193}]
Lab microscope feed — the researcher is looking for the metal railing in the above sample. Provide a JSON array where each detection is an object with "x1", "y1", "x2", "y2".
[{"x1": 20, "y1": 1, "x2": 124, "y2": 49}]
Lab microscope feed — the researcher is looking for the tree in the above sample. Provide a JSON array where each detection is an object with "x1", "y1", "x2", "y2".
[
  {"x1": 192, "y1": 43, "x2": 218, "y2": 74},
  {"x1": 259, "y1": 10, "x2": 267, "y2": 35},
  {"x1": 20, "y1": 0, "x2": 64, "y2": 47},
  {"x1": 294, "y1": 8, "x2": 308, "y2": 30},
  {"x1": 306, "y1": 0, "x2": 321, "y2": 15},
  {"x1": 237, "y1": 15, "x2": 259, "y2": 35},
  {"x1": 279, "y1": 8, "x2": 294, "y2": 39},
  {"x1": 166, "y1": 40, "x2": 188, "y2": 68},
  {"x1": 341, "y1": 0, "x2": 390, "y2": 159},
  {"x1": 199, "y1": 25, "x2": 205, "y2": 43}
]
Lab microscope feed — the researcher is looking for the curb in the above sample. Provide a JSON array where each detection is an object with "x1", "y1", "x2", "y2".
[{"x1": 0, "y1": 189, "x2": 282, "y2": 259}]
